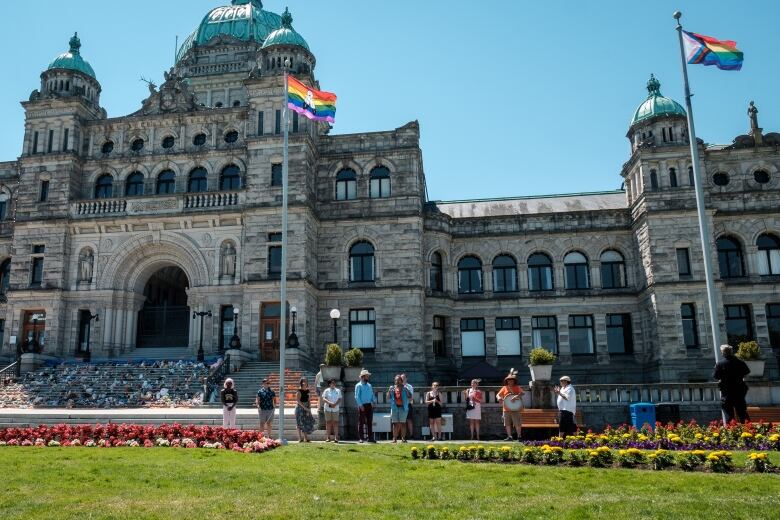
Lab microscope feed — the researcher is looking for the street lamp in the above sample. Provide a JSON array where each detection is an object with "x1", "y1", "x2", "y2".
[
  {"x1": 84, "y1": 313, "x2": 99, "y2": 363},
  {"x1": 229, "y1": 307, "x2": 241, "y2": 349},
  {"x1": 329, "y1": 308, "x2": 340, "y2": 344},
  {"x1": 193, "y1": 310, "x2": 212, "y2": 362},
  {"x1": 287, "y1": 306, "x2": 299, "y2": 349},
  {"x1": 30, "y1": 313, "x2": 45, "y2": 354}
]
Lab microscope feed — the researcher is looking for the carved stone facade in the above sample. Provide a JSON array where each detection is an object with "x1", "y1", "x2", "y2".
[{"x1": 0, "y1": 1, "x2": 778, "y2": 385}]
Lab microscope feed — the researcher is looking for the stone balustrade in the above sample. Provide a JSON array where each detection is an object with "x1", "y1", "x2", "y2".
[{"x1": 71, "y1": 191, "x2": 241, "y2": 218}]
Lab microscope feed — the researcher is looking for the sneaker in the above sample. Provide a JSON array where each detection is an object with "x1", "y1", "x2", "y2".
[
  {"x1": 368, "y1": 439, "x2": 377, "y2": 444},
  {"x1": 334, "y1": 440, "x2": 339, "y2": 444},
  {"x1": 503, "y1": 437, "x2": 513, "y2": 442},
  {"x1": 402, "y1": 439, "x2": 408, "y2": 443},
  {"x1": 358, "y1": 439, "x2": 365, "y2": 444}
]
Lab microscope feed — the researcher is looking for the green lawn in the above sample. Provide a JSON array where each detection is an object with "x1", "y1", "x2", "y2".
[{"x1": 1, "y1": 445, "x2": 779, "y2": 520}]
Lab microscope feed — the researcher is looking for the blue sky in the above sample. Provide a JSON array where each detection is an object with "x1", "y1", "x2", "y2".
[{"x1": 1, "y1": 0, "x2": 778, "y2": 200}]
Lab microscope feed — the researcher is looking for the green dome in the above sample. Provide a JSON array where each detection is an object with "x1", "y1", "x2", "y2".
[
  {"x1": 176, "y1": 0, "x2": 282, "y2": 63},
  {"x1": 262, "y1": 8, "x2": 310, "y2": 51},
  {"x1": 631, "y1": 75, "x2": 686, "y2": 126},
  {"x1": 47, "y1": 33, "x2": 96, "y2": 79}
]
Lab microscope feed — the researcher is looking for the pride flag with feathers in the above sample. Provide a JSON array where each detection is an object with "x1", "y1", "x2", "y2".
[
  {"x1": 682, "y1": 30, "x2": 743, "y2": 71},
  {"x1": 287, "y1": 76, "x2": 337, "y2": 123}
]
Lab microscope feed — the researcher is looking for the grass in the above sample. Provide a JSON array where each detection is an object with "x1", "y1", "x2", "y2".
[{"x1": 0, "y1": 445, "x2": 779, "y2": 520}]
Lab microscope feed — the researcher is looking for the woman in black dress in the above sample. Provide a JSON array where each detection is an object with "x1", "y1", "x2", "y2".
[
  {"x1": 425, "y1": 382, "x2": 443, "y2": 441},
  {"x1": 295, "y1": 377, "x2": 315, "y2": 442}
]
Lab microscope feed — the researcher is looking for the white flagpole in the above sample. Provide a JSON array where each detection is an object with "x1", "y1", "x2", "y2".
[
  {"x1": 278, "y1": 62, "x2": 290, "y2": 442},
  {"x1": 674, "y1": 12, "x2": 728, "y2": 426}
]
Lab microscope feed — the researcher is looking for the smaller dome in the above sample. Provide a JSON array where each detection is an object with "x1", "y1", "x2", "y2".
[
  {"x1": 631, "y1": 74, "x2": 685, "y2": 126},
  {"x1": 262, "y1": 8, "x2": 310, "y2": 51},
  {"x1": 48, "y1": 33, "x2": 96, "y2": 79}
]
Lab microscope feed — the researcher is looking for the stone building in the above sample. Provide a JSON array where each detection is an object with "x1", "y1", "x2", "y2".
[{"x1": 0, "y1": 0, "x2": 779, "y2": 384}]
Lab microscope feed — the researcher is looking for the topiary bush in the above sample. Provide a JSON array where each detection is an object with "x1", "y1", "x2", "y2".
[
  {"x1": 529, "y1": 347, "x2": 556, "y2": 365},
  {"x1": 736, "y1": 341, "x2": 761, "y2": 361},
  {"x1": 324, "y1": 343, "x2": 343, "y2": 366},
  {"x1": 344, "y1": 347, "x2": 364, "y2": 367}
]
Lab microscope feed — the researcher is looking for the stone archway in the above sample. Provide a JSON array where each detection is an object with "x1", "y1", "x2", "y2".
[{"x1": 136, "y1": 266, "x2": 190, "y2": 348}]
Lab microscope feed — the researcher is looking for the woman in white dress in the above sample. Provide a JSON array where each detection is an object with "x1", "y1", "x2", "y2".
[{"x1": 463, "y1": 378, "x2": 483, "y2": 440}]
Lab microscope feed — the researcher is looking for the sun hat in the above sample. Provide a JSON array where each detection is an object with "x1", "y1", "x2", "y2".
[
  {"x1": 503, "y1": 368, "x2": 519, "y2": 384},
  {"x1": 359, "y1": 369, "x2": 371, "y2": 377},
  {"x1": 559, "y1": 375, "x2": 571, "y2": 382}
]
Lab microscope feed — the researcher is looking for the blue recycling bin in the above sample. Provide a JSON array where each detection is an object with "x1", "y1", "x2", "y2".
[{"x1": 629, "y1": 402, "x2": 656, "y2": 430}]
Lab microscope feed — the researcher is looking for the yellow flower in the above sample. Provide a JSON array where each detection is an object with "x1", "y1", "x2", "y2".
[
  {"x1": 741, "y1": 432, "x2": 753, "y2": 439},
  {"x1": 427, "y1": 445, "x2": 435, "y2": 450},
  {"x1": 694, "y1": 433, "x2": 703, "y2": 439},
  {"x1": 638, "y1": 434, "x2": 648, "y2": 441},
  {"x1": 769, "y1": 434, "x2": 780, "y2": 442},
  {"x1": 712, "y1": 432, "x2": 720, "y2": 438},
  {"x1": 618, "y1": 450, "x2": 627, "y2": 456},
  {"x1": 648, "y1": 454, "x2": 657, "y2": 459},
  {"x1": 597, "y1": 446, "x2": 610, "y2": 453},
  {"x1": 589, "y1": 451, "x2": 599, "y2": 457},
  {"x1": 622, "y1": 433, "x2": 631, "y2": 439},
  {"x1": 707, "y1": 454, "x2": 720, "y2": 461},
  {"x1": 692, "y1": 450, "x2": 706, "y2": 456},
  {"x1": 755, "y1": 434, "x2": 764, "y2": 440}
]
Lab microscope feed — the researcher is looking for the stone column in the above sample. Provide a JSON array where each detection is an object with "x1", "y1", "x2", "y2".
[
  {"x1": 102, "y1": 308, "x2": 114, "y2": 353},
  {"x1": 557, "y1": 314, "x2": 572, "y2": 365}
]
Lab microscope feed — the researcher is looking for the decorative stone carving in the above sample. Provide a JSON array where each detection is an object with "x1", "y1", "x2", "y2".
[
  {"x1": 128, "y1": 199, "x2": 178, "y2": 212},
  {"x1": 220, "y1": 242, "x2": 236, "y2": 278},
  {"x1": 133, "y1": 68, "x2": 203, "y2": 116},
  {"x1": 100, "y1": 238, "x2": 114, "y2": 252},
  {"x1": 202, "y1": 233, "x2": 213, "y2": 246},
  {"x1": 78, "y1": 249, "x2": 94, "y2": 283}
]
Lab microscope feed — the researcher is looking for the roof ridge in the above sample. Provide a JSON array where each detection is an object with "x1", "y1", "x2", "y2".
[{"x1": 430, "y1": 190, "x2": 626, "y2": 205}]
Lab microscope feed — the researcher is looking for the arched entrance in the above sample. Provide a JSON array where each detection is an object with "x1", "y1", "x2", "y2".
[{"x1": 136, "y1": 266, "x2": 190, "y2": 348}]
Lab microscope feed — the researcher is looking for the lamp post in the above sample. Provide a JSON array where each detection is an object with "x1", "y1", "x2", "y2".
[
  {"x1": 329, "y1": 308, "x2": 340, "y2": 344},
  {"x1": 228, "y1": 307, "x2": 241, "y2": 350},
  {"x1": 287, "y1": 306, "x2": 299, "y2": 349},
  {"x1": 30, "y1": 313, "x2": 45, "y2": 354},
  {"x1": 193, "y1": 310, "x2": 212, "y2": 362},
  {"x1": 84, "y1": 313, "x2": 99, "y2": 363}
]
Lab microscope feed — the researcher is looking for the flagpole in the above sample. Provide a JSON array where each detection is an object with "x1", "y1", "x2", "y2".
[
  {"x1": 673, "y1": 12, "x2": 724, "y2": 366},
  {"x1": 278, "y1": 61, "x2": 290, "y2": 443}
]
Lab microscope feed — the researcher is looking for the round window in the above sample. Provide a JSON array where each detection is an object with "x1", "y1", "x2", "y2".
[
  {"x1": 754, "y1": 170, "x2": 770, "y2": 184},
  {"x1": 712, "y1": 172, "x2": 729, "y2": 186},
  {"x1": 101, "y1": 141, "x2": 114, "y2": 154},
  {"x1": 193, "y1": 133, "x2": 207, "y2": 146},
  {"x1": 131, "y1": 138, "x2": 144, "y2": 152},
  {"x1": 224, "y1": 131, "x2": 239, "y2": 144},
  {"x1": 162, "y1": 136, "x2": 175, "y2": 149}
]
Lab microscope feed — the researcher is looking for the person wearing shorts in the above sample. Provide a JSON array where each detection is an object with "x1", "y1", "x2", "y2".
[
  {"x1": 387, "y1": 375, "x2": 410, "y2": 443},
  {"x1": 255, "y1": 379, "x2": 276, "y2": 438},
  {"x1": 321, "y1": 379, "x2": 342, "y2": 442},
  {"x1": 496, "y1": 369, "x2": 524, "y2": 441}
]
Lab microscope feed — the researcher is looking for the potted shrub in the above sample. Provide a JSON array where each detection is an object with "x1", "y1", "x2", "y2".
[
  {"x1": 322, "y1": 343, "x2": 343, "y2": 380},
  {"x1": 344, "y1": 347, "x2": 364, "y2": 382},
  {"x1": 736, "y1": 341, "x2": 764, "y2": 377},
  {"x1": 528, "y1": 347, "x2": 556, "y2": 381}
]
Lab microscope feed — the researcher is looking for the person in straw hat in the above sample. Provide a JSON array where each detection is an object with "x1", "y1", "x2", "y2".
[
  {"x1": 496, "y1": 368, "x2": 524, "y2": 441},
  {"x1": 554, "y1": 375, "x2": 577, "y2": 437},
  {"x1": 354, "y1": 369, "x2": 375, "y2": 443}
]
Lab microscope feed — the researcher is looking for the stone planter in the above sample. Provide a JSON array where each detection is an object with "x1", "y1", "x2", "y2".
[
  {"x1": 322, "y1": 365, "x2": 342, "y2": 381},
  {"x1": 529, "y1": 364, "x2": 553, "y2": 382},
  {"x1": 343, "y1": 366, "x2": 362, "y2": 383},
  {"x1": 745, "y1": 360, "x2": 765, "y2": 378}
]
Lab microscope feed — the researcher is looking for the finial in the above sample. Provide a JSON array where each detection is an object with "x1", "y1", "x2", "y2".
[
  {"x1": 646, "y1": 74, "x2": 661, "y2": 96},
  {"x1": 281, "y1": 7, "x2": 293, "y2": 28},
  {"x1": 69, "y1": 32, "x2": 81, "y2": 55}
]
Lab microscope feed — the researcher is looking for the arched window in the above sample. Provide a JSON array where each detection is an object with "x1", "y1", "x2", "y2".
[
  {"x1": 528, "y1": 253, "x2": 553, "y2": 292},
  {"x1": 188, "y1": 167, "x2": 208, "y2": 193},
  {"x1": 125, "y1": 172, "x2": 144, "y2": 196},
  {"x1": 0, "y1": 258, "x2": 10, "y2": 294},
  {"x1": 101, "y1": 141, "x2": 114, "y2": 154},
  {"x1": 224, "y1": 130, "x2": 239, "y2": 143},
  {"x1": 0, "y1": 192, "x2": 9, "y2": 221},
  {"x1": 94, "y1": 174, "x2": 113, "y2": 199},
  {"x1": 716, "y1": 236, "x2": 745, "y2": 278},
  {"x1": 156, "y1": 170, "x2": 176, "y2": 194},
  {"x1": 131, "y1": 138, "x2": 144, "y2": 152},
  {"x1": 600, "y1": 250, "x2": 626, "y2": 289},
  {"x1": 669, "y1": 168, "x2": 678, "y2": 188},
  {"x1": 757, "y1": 234, "x2": 780, "y2": 276},
  {"x1": 430, "y1": 252, "x2": 443, "y2": 292},
  {"x1": 220, "y1": 165, "x2": 241, "y2": 191},
  {"x1": 335, "y1": 168, "x2": 357, "y2": 201},
  {"x1": 564, "y1": 251, "x2": 590, "y2": 289},
  {"x1": 193, "y1": 133, "x2": 207, "y2": 146},
  {"x1": 350, "y1": 241, "x2": 375, "y2": 282},
  {"x1": 754, "y1": 170, "x2": 770, "y2": 184},
  {"x1": 492, "y1": 255, "x2": 517, "y2": 293},
  {"x1": 369, "y1": 166, "x2": 391, "y2": 199},
  {"x1": 161, "y1": 136, "x2": 175, "y2": 149},
  {"x1": 457, "y1": 256, "x2": 482, "y2": 294},
  {"x1": 650, "y1": 170, "x2": 658, "y2": 190}
]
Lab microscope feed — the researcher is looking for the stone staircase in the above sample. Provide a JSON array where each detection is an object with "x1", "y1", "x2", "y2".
[
  {"x1": 225, "y1": 361, "x2": 319, "y2": 407},
  {"x1": 105, "y1": 347, "x2": 197, "y2": 362}
]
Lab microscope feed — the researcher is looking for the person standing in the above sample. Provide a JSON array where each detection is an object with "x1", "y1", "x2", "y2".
[
  {"x1": 221, "y1": 378, "x2": 238, "y2": 429},
  {"x1": 553, "y1": 375, "x2": 577, "y2": 438},
  {"x1": 294, "y1": 377, "x2": 315, "y2": 442},
  {"x1": 387, "y1": 375, "x2": 410, "y2": 443},
  {"x1": 713, "y1": 344, "x2": 751, "y2": 423},
  {"x1": 463, "y1": 379, "x2": 483, "y2": 441},
  {"x1": 354, "y1": 369, "x2": 375, "y2": 443},
  {"x1": 321, "y1": 379, "x2": 343, "y2": 443},
  {"x1": 496, "y1": 369, "x2": 524, "y2": 441},
  {"x1": 425, "y1": 382, "x2": 443, "y2": 441},
  {"x1": 401, "y1": 374, "x2": 415, "y2": 439},
  {"x1": 254, "y1": 378, "x2": 277, "y2": 438}
]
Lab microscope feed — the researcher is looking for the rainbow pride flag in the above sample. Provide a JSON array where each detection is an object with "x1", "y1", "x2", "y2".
[
  {"x1": 287, "y1": 76, "x2": 337, "y2": 123},
  {"x1": 682, "y1": 30, "x2": 743, "y2": 71}
]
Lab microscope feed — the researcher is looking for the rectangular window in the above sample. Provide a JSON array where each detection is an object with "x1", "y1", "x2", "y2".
[
  {"x1": 724, "y1": 304, "x2": 753, "y2": 345},
  {"x1": 681, "y1": 303, "x2": 699, "y2": 348},
  {"x1": 63, "y1": 128, "x2": 69, "y2": 151},
  {"x1": 568, "y1": 315, "x2": 595, "y2": 354},
  {"x1": 271, "y1": 164, "x2": 282, "y2": 187},
  {"x1": 292, "y1": 111, "x2": 299, "y2": 133},
  {"x1": 369, "y1": 177, "x2": 391, "y2": 199},
  {"x1": 688, "y1": 167, "x2": 694, "y2": 186},
  {"x1": 496, "y1": 317, "x2": 521, "y2": 356},
  {"x1": 77, "y1": 310, "x2": 91, "y2": 353},
  {"x1": 460, "y1": 318, "x2": 485, "y2": 357},
  {"x1": 0, "y1": 319, "x2": 4, "y2": 353},
  {"x1": 531, "y1": 316, "x2": 558, "y2": 354},
  {"x1": 433, "y1": 315, "x2": 446, "y2": 357},
  {"x1": 30, "y1": 257, "x2": 44, "y2": 287},
  {"x1": 767, "y1": 304, "x2": 780, "y2": 349},
  {"x1": 32, "y1": 131, "x2": 39, "y2": 154},
  {"x1": 350, "y1": 309, "x2": 376, "y2": 350},
  {"x1": 268, "y1": 246, "x2": 281, "y2": 278},
  {"x1": 220, "y1": 305, "x2": 235, "y2": 350},
  {"x1": 677, "y1": 248, "x2": 691, "y2": 276},
  {"x1": 268, "y1": 232, "x2": 282, "y2": 242},
  {"x1": 48, "y1": 130, "x2": 54, "y2": 153},
  {"x1": 606, "y1": 314, "x2": 633, "y2": 354},
  {"x1": 39, "y1": 181, "x2": 49, "y2": 203},
  {"x1": 0, "y1": 201, "x2": 6, "y2": 221},
  {"x1": 669, "y1": 127, "x2": 674, "y2": 141},
  {"x1": 275, "y1": 110, "x2": 281, "y2": 134},
  {"x1": 33, "y1": 245, "x2": 45, "y2": 254},
  {"x1": 257, "y1": 111, "x2": 264, "y2": 136}
]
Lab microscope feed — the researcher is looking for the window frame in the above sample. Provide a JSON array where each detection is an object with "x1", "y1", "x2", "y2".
[
  {"x1": 156, "y1": 170, "x2": 176, "y2": 194},
  {"x1": 430, "y1": 252, "x2": 444, "y2": 292},
  {"x1": 460, "y1": 318, "x2": 485, "y2": 357},
  {"x1": 492, "y1": 255, "x2": 518, "y2": 293},
  {"x1": 600, "y1": 250, "x2": 626, "y2": 289},
  {"x1": 125, "y1": 172, "x2": 145, "y2": 196},
  {"x1": 606, "y1": 313, "x2": 633, "y2": 354},
  {"x1": 219, "y1": 165, "x2": 241, "y2": 191},
  {"x1": 531, "y1": 316, "x2": 558, "y2": 354},
  {"x1": 681, "y1": 303, "x2": 699, "y2": 349},
  {"x1": 564, "y1": 252, "x2": 590, "y2": 290},
  {"x1": 349, "y1": 241, "x2": 375, "y2": 283},
  {"x1": 716, "y1": 236, "x2": 745, "y2": 279},
  {"x1": 724, "y1": 304, "x2": 754, "y2": 346},
  {"x1": 766, "y1": 303, "x2": 780, "y2": 349},
  {"x1": 268, "y1": 246, "x2": 282, "y2": 279},
  {"x1": 94, "y1": 175, "x2": 113, "y2": 199},
  {"x1": 676, "y1": 247, "x2": 692, "y2": 277},
  {"x1": 349, "y1": 309, "x2": 376, "y2": 350},
  {"x1": 457, "y1": 256, "x2": 483, "y2": 294},
  {"x1": 495, "y1": 316, "x2": 521, "y2": 356},
  {"x1": 39, "y1": 180, "x2": 49, "y2": 203},
  {"x1": 432, "y1": 315, "x2": 446, "y2": 357},
  {"x1": 369, "y1": 166, "x2": 391, "y2": 199},
  {"x1": 187, "y1": 167, "x2": 208, "y2": 193},
  {"x1": 568, "y1": 315, "x2": 595, "y2": 355},
  {"x1": 757, "y1": 234, "x2": 780, "y2": 276},
  {"x1": 335, "y1": 169, "x2": 357, "y2": 201},
  {"x1": 528, "y1": 253, "x2": 554, "y2": 292},
  {"x1": 271, "y1": 164, "x2": 282, "y2": 187}
]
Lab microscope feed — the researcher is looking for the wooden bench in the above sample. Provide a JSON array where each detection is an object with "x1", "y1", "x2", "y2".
[
  {"x1": 521, "y1": 409, "x2": 583, "y2": 430},
  {"x1": 747, "y1": 407, "x2": 780, "y2": 424}
]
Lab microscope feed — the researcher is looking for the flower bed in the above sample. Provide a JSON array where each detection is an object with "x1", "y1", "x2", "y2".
[
  {"x1": 526, "y1": 420, "x2": 780, "y2": 451},
  {"x1": 410, "y1": 444, "x2": 778, "y2": 473},
  {"x1": 0, "y1": 424, "x2": 281, "y2": 453}
]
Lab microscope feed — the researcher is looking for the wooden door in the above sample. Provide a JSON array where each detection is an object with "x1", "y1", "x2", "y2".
[
  {"x1": 260, "y1": 303, "x2": 280, "y2": 361},
  {"x1": 22, "y1": 310, "x2": 46, "y2": 353}
]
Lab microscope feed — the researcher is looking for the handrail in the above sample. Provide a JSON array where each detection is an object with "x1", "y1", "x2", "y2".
[
  {"x1": 0, "y1": 361, "x2": 18, "y2": 385},
  {"x1": 203, "y1": 356, "x2": 229, "y2": 403}
]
